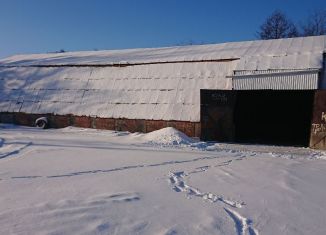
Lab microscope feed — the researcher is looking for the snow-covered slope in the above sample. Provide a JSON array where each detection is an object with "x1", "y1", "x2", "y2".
[
  {"x1": 1, "y1": 36, "x2": 325, "y2": 70},
  {"x1": 1, "y1": 125, "x2": 326, "y2": 235}
]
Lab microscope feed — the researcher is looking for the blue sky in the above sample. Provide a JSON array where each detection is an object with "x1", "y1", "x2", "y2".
[{"x1": 0, "y1": 0, "x2": 325, "y2": 58}]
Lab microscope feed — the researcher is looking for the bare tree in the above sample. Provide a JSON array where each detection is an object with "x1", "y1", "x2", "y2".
[
  {"x1": 257, "y1": 10, "x2": 299, "y2": 39},
  {"x1": 301, "y1": 10, "x2": 326, "y2": 36}
]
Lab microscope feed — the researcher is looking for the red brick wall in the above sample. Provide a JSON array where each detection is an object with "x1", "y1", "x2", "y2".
[
  {"x1": 14, "y1": 113, "x2": 31, "y2": 126},
  {"x1": 94, "y1": 118, "x2": 115, "y2": 130},
  {"x1": 146, "y1": 120, "x2": 165, "y2": 132},
  {"x1": 51, "y1": 115, "x2": 71, "y2": 128},
  {"x1": 73, "y1": 116, "x2": 92, "y2": 128},
  {"x1": 0, "y1": 112, "x2": 201, "y2": 137}
]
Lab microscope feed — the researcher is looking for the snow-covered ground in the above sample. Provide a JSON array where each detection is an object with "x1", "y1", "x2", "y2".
[{"x1": 1, "y1": 124, "x2": 326, "y2": 235}]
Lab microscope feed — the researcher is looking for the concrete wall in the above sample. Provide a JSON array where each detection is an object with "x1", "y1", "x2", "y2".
[{"x1": 309, "y1": 90, "x2": 326, "y2": 150}]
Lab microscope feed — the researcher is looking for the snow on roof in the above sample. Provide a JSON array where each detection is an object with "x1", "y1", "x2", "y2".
[
  {"x1": 0, "y1": 36, "x2": 325, "y2": 122},
  {"x1": 1, "y1": 35, "x2": 326, "y2": 70},
  {"x1": 0, "y1": 61, "x2": 234, "y2": 122}
]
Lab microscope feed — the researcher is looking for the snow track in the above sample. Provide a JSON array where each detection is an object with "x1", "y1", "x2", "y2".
[
  {"x1": 168, "y1": 171, "x2": 244, "y2": 208},
  {"x1": 168, "y1": 154, "x2": 259, "y2": 234},
  {"x1": 5, "y1": 155, "x2": 236, "y2": 180},
  {"x1": 0, "y1": 137, "x2": 32, "y2": 159},
  {"x1": 224, "y1": 208, "x2": 259, "y2": 235}
]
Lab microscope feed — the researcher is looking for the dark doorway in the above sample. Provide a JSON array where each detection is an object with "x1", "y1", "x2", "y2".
[{"x1": 234, "y1": 90, "x2": 314, "y2": 146}]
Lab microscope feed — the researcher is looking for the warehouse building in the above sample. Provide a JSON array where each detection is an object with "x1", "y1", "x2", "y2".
[{"x1": 0, "y1": 35, "x2": 325, "y2": 149}]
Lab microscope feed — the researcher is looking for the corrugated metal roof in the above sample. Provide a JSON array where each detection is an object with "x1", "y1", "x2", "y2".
[
  {"x1": 0, "y1": 36, "x2": 325, "y2": 122},
  {"x1": 0, "y1": 35, "x2": 325, "y2": 70},
  {"x1": 0, "y1": 62, "x2": 234, "y2": 122}
]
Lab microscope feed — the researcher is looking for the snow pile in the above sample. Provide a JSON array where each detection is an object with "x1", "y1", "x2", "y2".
[{"x1": 143, "y1": 127, "x2": 196, "y2": 146}]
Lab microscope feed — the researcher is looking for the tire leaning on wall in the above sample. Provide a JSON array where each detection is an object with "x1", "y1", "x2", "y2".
[{"x1": 35, "y1": 117, "x2": 48, "y2": 129}]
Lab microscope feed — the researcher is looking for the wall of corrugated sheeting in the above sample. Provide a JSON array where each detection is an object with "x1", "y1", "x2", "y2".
[{"x1": 232, "y1": 69, "x2": 320, "y2": 90}]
